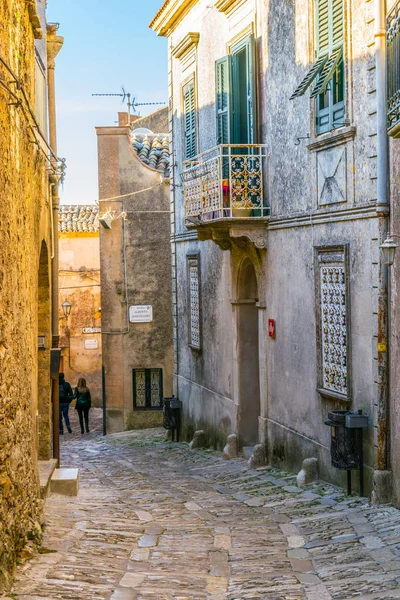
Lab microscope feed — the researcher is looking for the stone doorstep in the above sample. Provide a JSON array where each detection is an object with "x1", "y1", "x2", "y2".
[
  {"x1": 50, "y1": 468, "x2": 79, "y2": 496},
  {"x1": 38, "y1": 459, "x2": 58, "y2": 499}
]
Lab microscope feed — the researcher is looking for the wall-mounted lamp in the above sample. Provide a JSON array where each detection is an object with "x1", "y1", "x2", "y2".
[
  {"x1": 61, "y1": 298, "x2": 72, "y2": 318},
  {"x1": 380, "y1": 233, "x2": 400, "y2": 266}
]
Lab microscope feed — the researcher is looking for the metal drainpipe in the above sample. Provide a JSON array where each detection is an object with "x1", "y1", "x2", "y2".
[
  {"x1": 47, "y1": 26, "x2": 63, "y2": 466},
  {"x1": 375, "y1": 0, "x2": 390, "y2": 472}
]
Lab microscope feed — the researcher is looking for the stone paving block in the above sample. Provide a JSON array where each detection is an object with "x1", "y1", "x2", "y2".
[
  {"x1": 119, "y1": 572, "x2": 146, "y2": 588},
  {"x1": 288, "y1": 535, "x2": 305, "y2": 548},
  {"x1": 361, "y1": 536, "x2": 386, "y2": 549},
  {"x1": 138, "y1": 535, "x2": 158, "y2": 548},
  {"x1": 290, "y1": 558, "x2": 314, "y2": 572},
  {"x1": 135, "y1": 510, "x2": 153, "y2": 522},
  {"x1": 110, "y1": 587, "x2": 138, "y2": 599}
]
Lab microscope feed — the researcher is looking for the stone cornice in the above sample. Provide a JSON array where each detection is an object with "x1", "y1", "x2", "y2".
[
  {"x1": 26, "y1": 0, "x2": 43, "y2": 39},
  {"x1": 307, "y1": 126, "x2": 356, "y2": 152},
  {"x1": 150, "y1": 0, "x2": 199, "y2": 36},
  {"x1": 215, "y1": 0, "x2": 245, "y2": 14},
  {"x1": 172, "y1": 32, "x2": 199, "y2": 60},
  {"x1": 46, "y1": 24, "x2": 64, "y2": 68}
]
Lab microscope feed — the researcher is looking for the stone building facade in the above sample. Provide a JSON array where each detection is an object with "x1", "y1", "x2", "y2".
[
  {"x1": 96, "y1": 108, "x2": 173, "y2": 433},
  {"x1": 58, "y1": 205, "x2": 102, "y2": 405},
  {"x1": 0, "y1": 0, "x2": 62, "y2": 589},
  {"x1": 387, "y1": 0, "x2": 400, "y2": 508},
  {"x1": 151, "y1": 0, "x2": 392, "y2": 499}
]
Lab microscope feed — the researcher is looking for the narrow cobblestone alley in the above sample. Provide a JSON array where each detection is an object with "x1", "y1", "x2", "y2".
[{"x1": 7, "y1": 411, "x2": 400, "y2": 600}]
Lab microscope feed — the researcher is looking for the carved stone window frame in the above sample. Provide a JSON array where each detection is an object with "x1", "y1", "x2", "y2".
[
  {"x1": 315, "y1": 244, "x2": 351, "y2": 403},
  {"x1": 187, "y1": 252, "x2": 202, "y2": 351}
]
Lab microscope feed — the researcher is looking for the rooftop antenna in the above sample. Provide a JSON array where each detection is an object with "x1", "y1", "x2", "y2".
[{"x1": 92, "y1": 86, "x2": 166, "y2": 123}]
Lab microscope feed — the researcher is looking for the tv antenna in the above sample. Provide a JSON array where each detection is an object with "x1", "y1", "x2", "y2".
[{"x1": 92, "y1": 86, "x2": 166, "y2": 121}]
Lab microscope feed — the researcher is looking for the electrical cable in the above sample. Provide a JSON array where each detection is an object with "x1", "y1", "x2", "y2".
[{"x1": 0, "y1": 54, "x2": 66, "y2": 178}]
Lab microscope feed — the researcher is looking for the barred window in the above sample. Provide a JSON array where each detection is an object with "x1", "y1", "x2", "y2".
[
  {"x1": 315, "y1": 246, "x2": 351, "y2": 401},
  {"x1": 187, "y1": 254, "x2": 201, "y2": 349},
  {"x1": 132, "y1": 368, "x2": 163, "y2": 410}
]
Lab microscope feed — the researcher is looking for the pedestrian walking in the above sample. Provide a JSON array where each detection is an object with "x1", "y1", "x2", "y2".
[
  {"x1": 74, "y1": 378, "x2": 92, "y2": 434},
  {"x1": 59, "y1": 372, "x2": 73, "y2": 434}
]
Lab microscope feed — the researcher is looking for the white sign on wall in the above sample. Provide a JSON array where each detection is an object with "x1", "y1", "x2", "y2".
[
  {"x1": 82, "y1": 327, "x2": 101, "y2": 334},
  {"x1": 129, "y1": 305, "x2": 153, "y2": 323},
  {"x1": 84, "y1": 338, "x2": 99, "y2": 350}
]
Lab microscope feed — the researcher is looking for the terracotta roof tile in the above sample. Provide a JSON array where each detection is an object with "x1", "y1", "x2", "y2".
[
  {"x1": 59, "y1": 205, "x2": 99, "y2": 233},
  {"x1": 131, "y1": 132, "x2": 170, "y2": 176}
]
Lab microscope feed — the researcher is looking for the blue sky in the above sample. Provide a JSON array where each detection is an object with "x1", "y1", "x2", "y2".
[{"x1": 47, "y1": 0, "x2": 168, "y2": 205}]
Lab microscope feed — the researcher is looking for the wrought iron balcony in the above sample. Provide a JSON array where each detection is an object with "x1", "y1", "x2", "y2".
[
  {"x1": 387, "y1": 0, "x2": 400, "y2": 137},
  {"x1": 183, "y1": 145, "x2": 269, "y2": 224}
]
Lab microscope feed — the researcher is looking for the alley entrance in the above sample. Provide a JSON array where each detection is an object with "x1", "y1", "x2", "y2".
[
  {"x1": 10, "y1": 423, "x2": 400, "y2": 599},
  {"x1": 237, "y1": 257, "x2": 260, "y2": 446}
]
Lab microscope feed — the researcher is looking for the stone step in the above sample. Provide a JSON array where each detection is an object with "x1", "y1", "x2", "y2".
[
  {"x1": 50, "y1": 468, "x2": 79, "y2": 496},
  {"x1": 242, "y1": 446, "x2": 254, "y2": 459},
  {"x1": 38, "y1": 459, "x2": 58, "y2": 499}
]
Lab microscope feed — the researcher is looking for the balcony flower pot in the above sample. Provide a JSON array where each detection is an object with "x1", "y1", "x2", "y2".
[{"x1": 232, "y1": 206, "x2": 253, "y2": 218}]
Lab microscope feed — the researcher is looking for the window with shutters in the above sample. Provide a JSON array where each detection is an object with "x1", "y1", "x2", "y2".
[
  {"x1": 183, "y1": 80, "x2": 197, "y2": 159},
  {"x1": 290, "y1": 0, "x2": 345, "y2": 135},
  {"x1": 215, "y1": 34, "x2": 257, "y2": 145}
]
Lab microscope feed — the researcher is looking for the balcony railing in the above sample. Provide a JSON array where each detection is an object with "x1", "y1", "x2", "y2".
[
  {"x1": 387, "y1": 0, "x2": 400, "y2": 136},
  {"x1": 183, "y1": 145, "x2": 269, "y2": 222}
]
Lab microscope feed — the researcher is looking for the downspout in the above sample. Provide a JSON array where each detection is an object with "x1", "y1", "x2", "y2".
[
  {"x1": 374, "y1": 0, "x2": 391, "y2": 488},
  {"x1": 47, "y1": 25, "x2": 64, "y2": 465}
]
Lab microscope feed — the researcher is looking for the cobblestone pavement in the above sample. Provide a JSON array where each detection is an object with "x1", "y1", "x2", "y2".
[{"x1": 7, "y1": 412, "x2": 400, "y2": 599}]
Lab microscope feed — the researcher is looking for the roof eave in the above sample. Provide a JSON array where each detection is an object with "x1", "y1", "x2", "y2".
[{"x1": 150, "y1": 0, "x2": 199, "y2": 36}]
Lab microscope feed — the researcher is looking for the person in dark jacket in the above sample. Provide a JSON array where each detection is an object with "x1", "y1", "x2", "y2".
[
  {"x1": 74, "y1": 378, "x2": 92, "y2": 434},
  {"x1": 59, "y1": 372, "x2": 73, "y2": 434}
]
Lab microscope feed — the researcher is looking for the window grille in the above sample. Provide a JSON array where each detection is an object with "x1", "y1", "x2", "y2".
[
  {"x1": 132, "y1": 368, "x2": 163, "y2": 410},
  {"x1": 34, "y1": 55, "x2": 47, "y2": 137},
  {"x1": 315, "y1": 246, "x2": 351, "y2": 401},
  {"x1": 187, "y1": 255, "x2": 201, "y2": 349},
  {"x1": 387, "y1": 0, "x2": 400, "y2": 136}
]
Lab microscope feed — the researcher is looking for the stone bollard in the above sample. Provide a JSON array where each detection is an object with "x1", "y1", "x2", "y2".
[
  {"x1": 248, "y1": 444, "x2": 266, "y2": 469},
  {"x1": 189, "y1": 430, "x2": 207, "y2": 450},
  {"x1": 223, "y1": 434, "x2": 238, "y2": 460},
  {"x1": 296, "y1": 457, "x2": 319, "y2": 487},
  {"x1": 372, "y1": 470, "x2": 392, "y2": 504}
]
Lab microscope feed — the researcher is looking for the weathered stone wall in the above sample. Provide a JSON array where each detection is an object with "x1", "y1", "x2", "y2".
[
  {"x1": 389, "y1": 134, "x2": 400, "y2": 507},
  {"x1": 97, "y1": 125, "x2": 173, "y2": 432},
  {"x1": 0, "y1": 0, "x2": 55, "y2": 589},
  {"x1": 157, "y1": 0, "x2": 385, "y2": 494},
  {"x1": 59, "y1": 234, "x2": 102, "y2": 404}
]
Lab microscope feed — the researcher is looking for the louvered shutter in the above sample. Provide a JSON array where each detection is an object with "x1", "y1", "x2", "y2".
[
  {"x1": 184, "y1": 82, "x2": 196, "y2": 159},
  {"x1": 216, "y1": 56, "x2": 231, "y2": 145},
  {"x1": 246, "y1": 34, "x2": 257, "y2": 144},
  {"x1": 290, "y1": 0, "x2": 343, "y2": 99}
]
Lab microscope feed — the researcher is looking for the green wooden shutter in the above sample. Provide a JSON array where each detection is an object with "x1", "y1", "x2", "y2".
[
  {"x1": 316, "y1": 0, "x2": 330, "y2": 56},
  {"x1": 246, "y1": 34, "x2": 257, "y2": 144},
  {"x1": 184, "y1": 82, "x2": 196, "y2": 159},
  {"x1": 290, "y1": 0, "x2": 343, "y2": 99},
  {"x1": 216, "y1": 56, "x2": 231, "y2": 145}
]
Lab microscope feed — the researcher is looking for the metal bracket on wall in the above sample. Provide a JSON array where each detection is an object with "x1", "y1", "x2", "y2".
[{"x1": 295, "y1": 134, "x2": 310, "y2": 145}]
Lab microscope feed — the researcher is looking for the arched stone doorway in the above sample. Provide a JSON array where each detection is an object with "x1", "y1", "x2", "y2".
[
  {"x1": 237, "y1": 257, "x2": 260, "y2": 446},
  {"x1": 37, "y1": 241, "x2": 52, "y2": 460}
]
